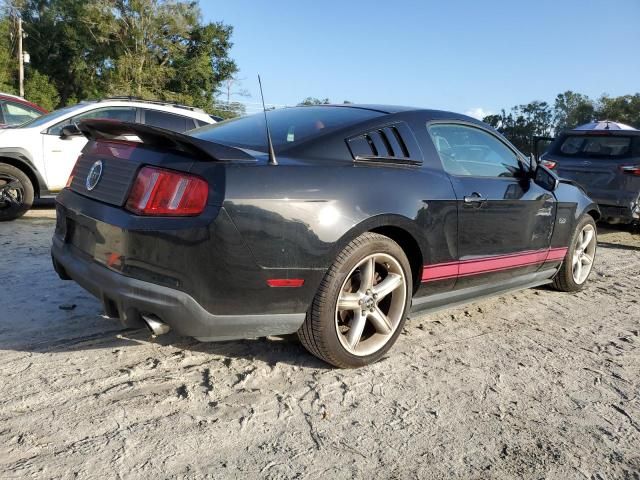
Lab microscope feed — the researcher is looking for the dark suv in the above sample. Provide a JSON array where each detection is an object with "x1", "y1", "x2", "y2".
[{"x1": 540, "y1": 124, "x2": 640, "y2": 224}]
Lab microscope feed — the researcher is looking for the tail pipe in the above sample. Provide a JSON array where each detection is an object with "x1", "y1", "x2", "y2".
[{"x1": 141, "y1": 314, "x2": 171, "y2": 336}]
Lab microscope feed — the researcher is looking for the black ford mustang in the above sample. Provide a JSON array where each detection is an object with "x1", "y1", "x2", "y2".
[{"x1": 51, "y1": 105, "x2": 600, "y2": 367}]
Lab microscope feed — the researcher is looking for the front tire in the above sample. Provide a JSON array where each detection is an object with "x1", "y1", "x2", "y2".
[
  {"x1": 298, "y1": 232, "x2": 412, "y2": 368},
  {"x1": 0, "y1": 163, "x2": 34, "y2": 221},
  {"x1": 552, "y1": 214, "x2": 597, "y2": 292}
]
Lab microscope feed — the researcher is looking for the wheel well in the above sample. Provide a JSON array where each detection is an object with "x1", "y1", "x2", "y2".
[
  {"x1": 370, "y1": 225, "x2": 423, "y2": 294},
  {"x1": 0, "y1": 157, "x2": 40, "y2": 197},
  {"x1": 587, "y1": 209, "x2": 600, "y2": 222}
]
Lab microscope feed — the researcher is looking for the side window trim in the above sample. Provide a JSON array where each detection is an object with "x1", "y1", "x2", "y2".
[
  {"x1": 47, "y1": 106, "x2": 137, "y2": 135},
  {"x1": 427, "y1": 120, "x2": 527, "y2": 179}
]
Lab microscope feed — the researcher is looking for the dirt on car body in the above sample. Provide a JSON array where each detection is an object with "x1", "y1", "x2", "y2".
[{"x1": 0, "y1": 210, "x2": 639, "y2": 478}]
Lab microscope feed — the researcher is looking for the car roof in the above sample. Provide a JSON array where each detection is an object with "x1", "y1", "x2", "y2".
[
  {"x1": 292, "y1": 103, "x2": 481, "y2": 122},
  {"x1": 0, "y1": 92, "x2": 48, "y2": 112},
  {"x1": 74, "y1": 99, "x2": 214, "y2": 122}
]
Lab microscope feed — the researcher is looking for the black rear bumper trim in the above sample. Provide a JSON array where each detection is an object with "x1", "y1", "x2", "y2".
[{"x1": 51, "y1": 237, "x2": 305, "y2": 340}]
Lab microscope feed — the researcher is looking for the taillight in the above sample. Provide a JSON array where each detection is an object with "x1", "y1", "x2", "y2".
[
  {"x1": 541, "y1": 159, "x2": 557, "y2": 170},
  {"x1": 620, "y1": 165, "x2": 640, "y2": 176},
  {"x1": 65, "y1": 157, "x2": 82, "y2": 188},
  {"x1": 125, "y1": 166, "x2": 209, "y2": 216}
]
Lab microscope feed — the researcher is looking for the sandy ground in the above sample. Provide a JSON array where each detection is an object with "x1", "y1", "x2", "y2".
[{"x1": 1, "y1": 206, "x2": 639, "y2": 479}]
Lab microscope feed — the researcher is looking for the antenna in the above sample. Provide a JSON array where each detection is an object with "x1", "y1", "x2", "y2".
[{"x1": 258, "y1": 75, "x2": 278, "y2": 166}]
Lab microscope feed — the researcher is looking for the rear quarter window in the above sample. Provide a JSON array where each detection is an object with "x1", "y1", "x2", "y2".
[{"x1": 144, "y1": 109, "x2": 194, "y2": 133}]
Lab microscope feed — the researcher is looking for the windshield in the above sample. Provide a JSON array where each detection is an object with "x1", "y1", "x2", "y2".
[
  {"x1": 190, "y1": 106, "x2": 383, "y2": 152},
  {"x1": 557, "y1": 135, "x2": 635, "y2": 158},
  {"x1": 15, "y1": 103, "x2": 91, "y2": 129}
]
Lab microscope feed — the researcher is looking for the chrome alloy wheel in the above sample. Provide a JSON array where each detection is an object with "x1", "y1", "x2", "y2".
[
  {"x1": 335, "y1": 253, "x2": 407, "y2": 356},
  {"x1": 572, "y1": 223, "x2": 596, "y2": 284}
]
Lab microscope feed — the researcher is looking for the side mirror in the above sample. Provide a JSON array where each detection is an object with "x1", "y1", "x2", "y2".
[
  {"x1": 60, "y1": 124, "x2": 82, "y2": 139},
  {"x1": 534, "y1": 164, "x2": 560, "y2": 192}
]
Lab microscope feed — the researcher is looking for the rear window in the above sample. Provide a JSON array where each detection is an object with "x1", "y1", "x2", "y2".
[
  {"x1": 557, "y1": 135, "x2": 633, "y2": 158},
  {"x1": 190, "y1": 106, "x2": 383, "y2": 152}
]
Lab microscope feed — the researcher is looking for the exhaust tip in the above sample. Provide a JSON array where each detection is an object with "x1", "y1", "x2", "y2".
[{"x1": 142, "y1": 314, "x2": 171, "y2": 336}]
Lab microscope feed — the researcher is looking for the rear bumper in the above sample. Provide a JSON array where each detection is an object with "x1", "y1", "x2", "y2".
[
  {"x1": 597, "y1": 201, "x2": 640, "y2": 223},
  {"x1": 51, "y1": 237, "x2": 305, "y2": 341}
]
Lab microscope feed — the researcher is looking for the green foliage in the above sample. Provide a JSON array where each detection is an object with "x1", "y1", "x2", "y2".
[
  {"x1": 596, "y1": 94, "x2": 640, "y2": 128},
  {"x1": 485, "y1": 92, "x2": 640, "y2": 154},
  {"x1": 482, "y1": 101, "x2": 553, "y2": 154},
  {"x1": 298, "y1": 97, "x2": 331, "y2": 106},
  {"x1": 24, "y1": 70, "x2": 59, "y2": 110},
  {"x1": 298, "y1": 97, "x2": 353, "y2": 106},
  {"x1": 210, "y1": 101, "x2": 246, "y2": 120},
  {"x1": 0, "y1": 16, "x2": 17, "y2": 93},
  {"x1": 554, "y1": 91, "x2": 595, "y2": 132},
  {"x1": 9, "y1": 0, "x2": 237, "y2": 111}
]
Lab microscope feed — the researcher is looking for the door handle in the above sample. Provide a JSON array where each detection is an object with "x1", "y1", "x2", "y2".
[{"x1": 463, "y1": 192, "x2": 486, "y2": 205}]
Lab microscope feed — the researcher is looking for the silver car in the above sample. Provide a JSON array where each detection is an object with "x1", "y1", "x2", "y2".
[{"x1": 540, "y1": 124, "x2": 640, "y2": 225}]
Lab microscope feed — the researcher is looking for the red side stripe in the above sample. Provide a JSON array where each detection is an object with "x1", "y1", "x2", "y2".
[
  {"x1": 545, "y1": 247, "x2": 568, "y2": 261},
  {"x1": 422, "y1": 247, "x2": 568, "y2": 283},
  {"x1": 267, "y1": 279, "x2": 305, "y2": 288}
]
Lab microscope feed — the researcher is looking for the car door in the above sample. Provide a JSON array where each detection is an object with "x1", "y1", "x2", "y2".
[
  {"x1": 41, "y1": 106, "x2": 137, "y2": 190},
  {"x1": 427, "y1": 122, "x2": 557, "y2": 289}
]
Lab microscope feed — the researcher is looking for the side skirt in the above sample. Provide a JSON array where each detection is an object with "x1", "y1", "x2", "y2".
[{"x1": 410, "y1": 268, "x2": 557, "y2": 315}]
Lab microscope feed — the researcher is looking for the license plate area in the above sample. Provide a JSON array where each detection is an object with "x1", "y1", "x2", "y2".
[{"x1": 66, "y1": 218, "x2": 97, "y2": 257}]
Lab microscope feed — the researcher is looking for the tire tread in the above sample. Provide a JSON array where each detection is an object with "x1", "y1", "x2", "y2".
[{"x1": 298, "y1": 232, "x2": 410, "y2": 368}]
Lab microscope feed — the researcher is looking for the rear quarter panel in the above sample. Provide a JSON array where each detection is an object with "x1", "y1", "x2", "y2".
[{"x1": 221, "y1": 161, "x2": 457, "y2": 267}]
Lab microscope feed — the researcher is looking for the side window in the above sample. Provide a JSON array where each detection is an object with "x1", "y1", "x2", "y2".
[
  {"x1": 143, "y1": 110, "x2": 192, "y2": 133},
  {"x1": 428, "y1": 123, "x2": 522, "y2": 178},
  {"x1": 48, "y1": 107, "x2": 137, "y2": 135},
  {"x1": 3, "y1": 101, "x2": 42, "y2": 126}
]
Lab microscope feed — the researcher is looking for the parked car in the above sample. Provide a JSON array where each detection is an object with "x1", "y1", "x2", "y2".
[
  {"x1": 540, "y1": 121, "x2": 640, "y2": 225},
  {"x1": 0, "y1": 97, "x2": 216, "y2": 220},
  {"x1": 0, "y1": 92, "x2": 47, "y2": 128},
  {"x1": 51, "y1": 105, "x2": 600, "y2": 368}
]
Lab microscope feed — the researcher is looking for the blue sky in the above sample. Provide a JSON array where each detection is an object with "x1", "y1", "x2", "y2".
[{"x1": 201, "y1": 0, "x2": 640, "y2": 118}]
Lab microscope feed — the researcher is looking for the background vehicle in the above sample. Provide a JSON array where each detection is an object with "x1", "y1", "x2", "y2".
[
  {"x1": 51, "y1": 105, "x2": 600, "y2": 368},
  {"x1": 0, "y1": 97, "x2": 216, "y2": 221},
  {"x1": 540, "y1": 121, "x2": 640, "y2": 225},
  {"x1": 0, "y1": 92, "x2": 47, "y2": 128}
]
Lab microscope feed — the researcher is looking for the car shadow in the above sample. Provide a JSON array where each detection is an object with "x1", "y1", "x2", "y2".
[
  {"x1": 0, "y1": 315, "x2": 330, "y2": 369},
  {"x1": 597, "y1": 241, "x2": 640, "y2": 252}
]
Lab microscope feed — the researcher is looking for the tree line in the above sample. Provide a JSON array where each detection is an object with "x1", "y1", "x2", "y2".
[
  {"x1": 0, "y1": 0, "x2": 244, "y2": 117},
  {"x1": 483, "y1": 91, "x2": 640, "y2": 154}
]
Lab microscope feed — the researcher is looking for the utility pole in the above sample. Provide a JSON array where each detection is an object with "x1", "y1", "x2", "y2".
[{"x1": 17, "y1": 15, "x2": 24, "y2": 97}]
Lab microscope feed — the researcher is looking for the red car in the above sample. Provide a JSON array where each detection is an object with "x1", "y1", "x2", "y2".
[{"x1": 0, "y1": 93, "x2": 47, "y2": 128}]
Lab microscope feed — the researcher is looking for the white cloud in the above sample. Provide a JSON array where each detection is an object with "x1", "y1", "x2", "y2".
[{"x1": 464, "y1": 107, "x2": 493, "y2": 120}]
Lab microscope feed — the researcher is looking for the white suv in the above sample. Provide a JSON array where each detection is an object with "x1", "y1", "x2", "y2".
[{"x1": 0, "y1": 98, "x2": 216, "y2": 220}]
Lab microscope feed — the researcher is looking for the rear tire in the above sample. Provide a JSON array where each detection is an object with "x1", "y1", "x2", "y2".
[
  {"x1": 0, "y1": 163, "x2": 34, "y2": 221},
  {"x1": 298, "y1": 232, "x2": 412, "y2": 368},
  {"x1": 552, "y1": 214, "x2": 597, "y2": 292}
]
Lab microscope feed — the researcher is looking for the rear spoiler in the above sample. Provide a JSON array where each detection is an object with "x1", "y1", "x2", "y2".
[{"x1": 78, "y1": 119, "x2": 255, "y2": 162}]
